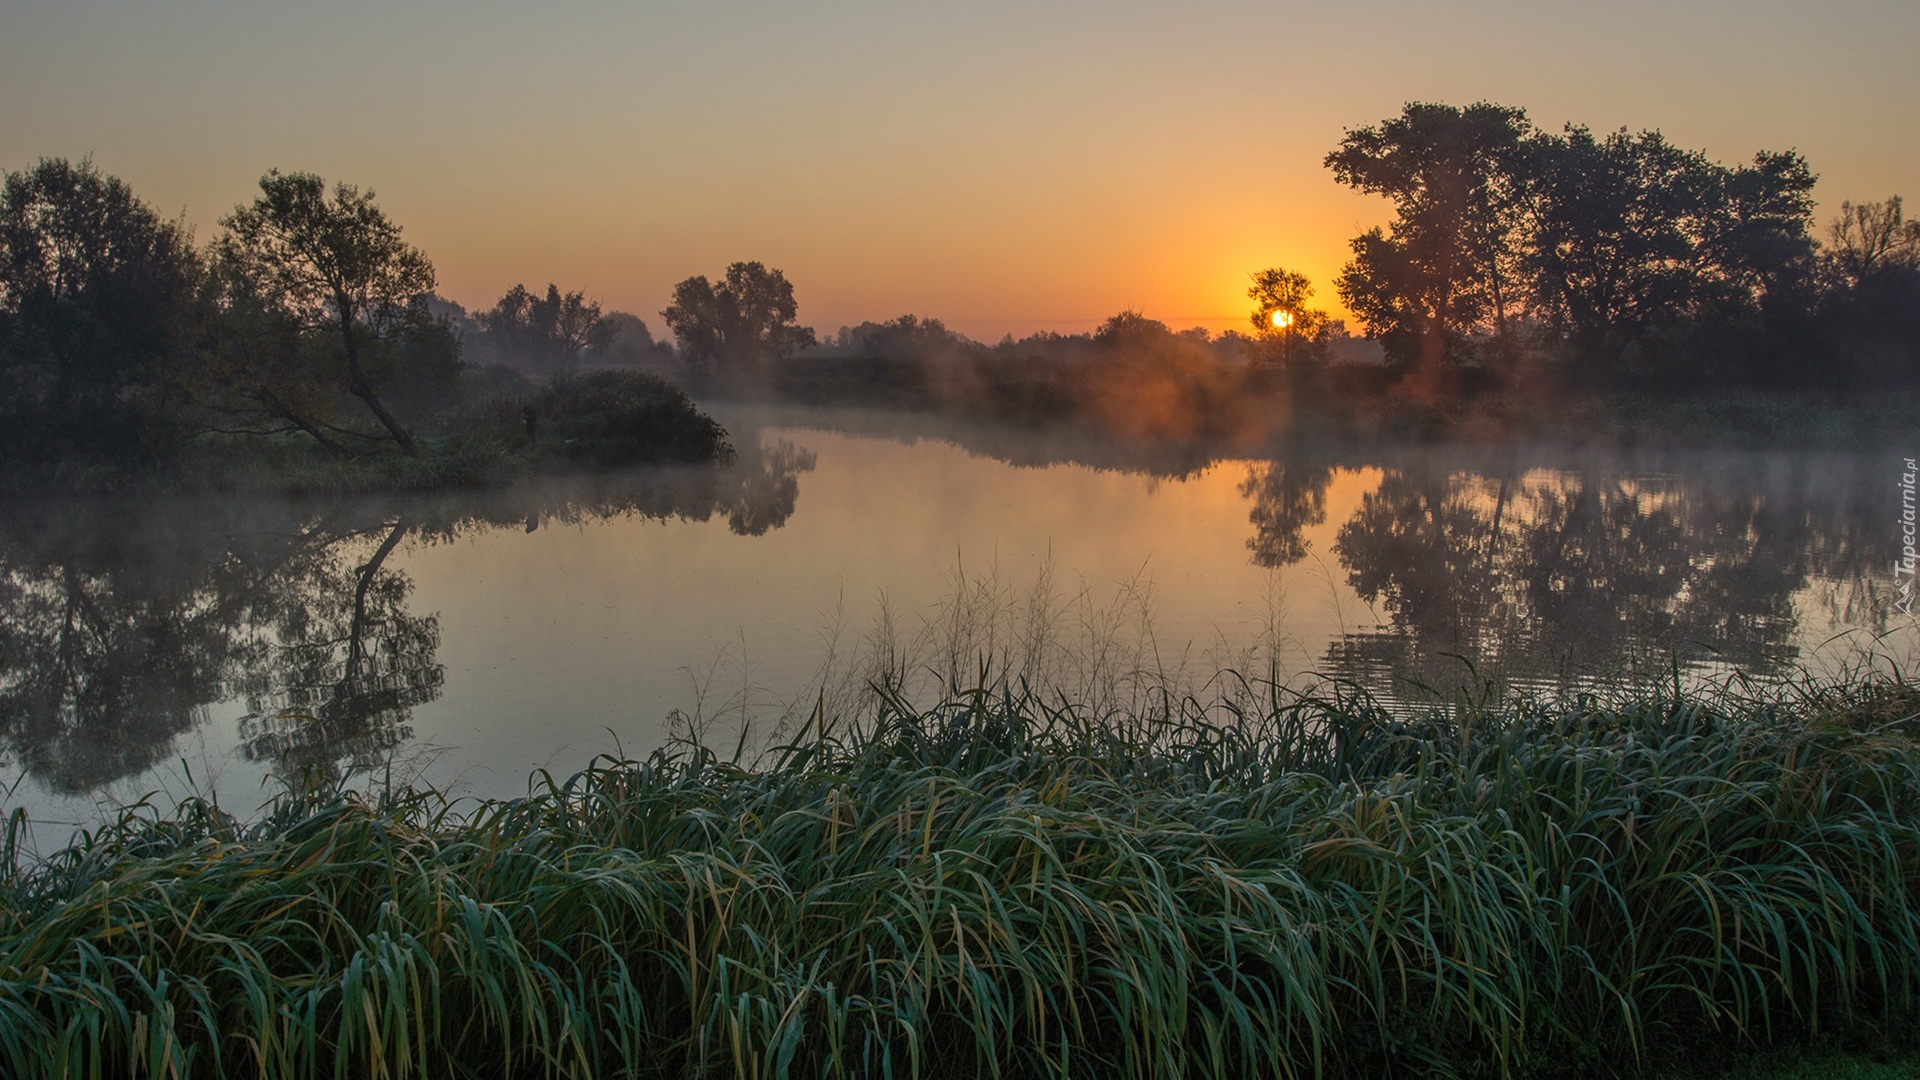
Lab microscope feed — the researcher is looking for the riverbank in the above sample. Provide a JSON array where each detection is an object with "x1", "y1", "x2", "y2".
[
  {"x1": 5, "y1": 675, "x2": 1919, "y2": 1078},
  {"x1": 753, "y1": 352, "x2": 1920, "y2": 454},
  {"x1": 0, "y1": 369, "x2": 736, "y2": 496}
]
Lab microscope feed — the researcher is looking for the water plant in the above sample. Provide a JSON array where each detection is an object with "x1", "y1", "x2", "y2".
[{"x1": 2, "y1": 674, "x2": 1919, "y2": 1078}]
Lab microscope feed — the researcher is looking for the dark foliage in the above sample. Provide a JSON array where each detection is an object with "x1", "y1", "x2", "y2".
[
  {"x1": 473, "y1": 283, "x2": 610, "y2": 377},
  {"x1": 1326, "y1": 102, "x2": 1915, "y2": 392},
  {"x1": 213, "y1": 171, "x2": 438, "y2": 455},
  {"x1": 529, "y1": 369, "x2": 733, "y2": 467},
  {"x1": 661, "y1": 261, "x2": 815, "y2": 386},
  {"x1": 0, "y1": 158, "x2": 199, "y2": 471}
]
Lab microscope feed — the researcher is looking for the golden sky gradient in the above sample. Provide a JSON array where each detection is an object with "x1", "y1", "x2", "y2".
[{"x1": 3, "y1": 0, "x2": 1915, "y2": 340}]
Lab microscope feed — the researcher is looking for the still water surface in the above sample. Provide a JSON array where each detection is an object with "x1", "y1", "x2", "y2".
[{"x1": 2, "y1": 404, "x2": 1913, "y2": 830}]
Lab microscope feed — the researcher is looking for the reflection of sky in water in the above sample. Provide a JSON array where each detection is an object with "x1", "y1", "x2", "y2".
[{"x1": 2, "y1": 407, "x2": 1914, "y2": 838}]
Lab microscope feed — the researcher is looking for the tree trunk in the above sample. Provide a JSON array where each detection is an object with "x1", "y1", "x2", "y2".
[
  {"x1": 1418, "y1": 290, "x2": 1451, "y2": 399},
  {"x1": 339, "y1": 321, "x2": 418, "y2": 456},
  {"x1": 345, "y1": 517, "x2": 410, "y2": 681}
]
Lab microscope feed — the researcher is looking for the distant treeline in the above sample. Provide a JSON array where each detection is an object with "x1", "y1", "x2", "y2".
[
  {"x1": 772, "y1": 311, "x2": 1311, "y2": 443},
  {"x1": 756, "y1": 104, "x2": 1918, "y2": 409},
  {"x1": 659, "y1": 106, "x2": 1919, "y2": 446},
  {"x1": 4, "y1": 97, "x2": 1915, "y2": 482}
]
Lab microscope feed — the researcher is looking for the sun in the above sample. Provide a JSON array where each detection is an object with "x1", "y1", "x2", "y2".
[{"x1": 1269, "y1": 310, "x2": 1294, "y2": 329}]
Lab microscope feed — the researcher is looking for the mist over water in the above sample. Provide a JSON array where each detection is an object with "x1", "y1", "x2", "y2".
[{"x1": 1, "y1": 403, "x2": 1911, "y2": 835}]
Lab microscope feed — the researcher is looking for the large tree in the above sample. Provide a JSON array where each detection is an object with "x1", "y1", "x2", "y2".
[
  {"x1": 0, "y1": 157, "x2": 199, "y2": 466},
  {"x1": 191, "y1": 257, "x2": 360, "y2": 455},
  {"x1": 216, "y1": 171, "x2": 436, "y2": 454},
  {"x1": 661, "y1": 261, "x2": 815, "y2": 381},
  {"x1": 1519, "y1": 127, "x2": 1722, "y2": 365},
  {"x1": 1521, "y1": 135, "x2": 1815, "y2": 382},
  {"x1": 1817, "y1": 196, "x2": 1920, "y2": 387},
  {"x1": 1699, "y1": 149, "x2": 1818, "y2": 310},
  {"x1": 1326, "y1": 102, "x2": 1533, "y2": 379}
]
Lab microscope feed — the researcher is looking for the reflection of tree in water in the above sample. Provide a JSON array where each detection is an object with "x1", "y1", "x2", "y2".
[
  {"x1": 0, "y1": 530, "x2": 246, "y2": 794},
  {"x1": 1241, "y1": 461, "x2": 1333, "y2": 568},
  {"x1": 440, "y1": 438, "x2": 817, "y2": 541},
  {"x1": 0, "y1": 437, "x2": 818, "y2": 796},
  {"x1": 1337, "y1": 471, "x2": 1514, "y2": 643},
  {"x1": 235, "y1": 519, "x2": 440, "y2": 785},
  {"x1": 0, "y1": 500, "x2": 436, "y2": 794},
  {"x1": 728, "y1": 441, "x2": 817, "y2": 536},
  {"x1": 1319, "y1": 461, "x2": 1871, "y2": 695}
]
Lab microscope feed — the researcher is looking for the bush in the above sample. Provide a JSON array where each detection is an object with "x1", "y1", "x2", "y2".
[{"x1": 531, "y1": 369, "x2": 732, "y2": 467}]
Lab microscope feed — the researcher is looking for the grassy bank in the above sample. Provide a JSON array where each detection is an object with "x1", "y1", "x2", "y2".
[{"x1": 5, "y1": 677, "x2": 1920, "y2": 1078}]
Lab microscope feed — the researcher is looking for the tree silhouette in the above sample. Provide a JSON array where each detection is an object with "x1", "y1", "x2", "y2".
[
  {"x1": 216, "y1": 171, "x2": 436, "y2": 454},
  {"x1": 1327, "y1": 102, "x2": 1533, "y2": 380},
  {"x1": 1245, "y1": 267, "x2": 1330, "y2": 369},
  {"x1": 1520, "y1": 127, "x2": 1720, "y2": 369},
  {"x1": 0, "y1": 157, "x2": 199, "y2": 467},
  {"x1": 662, "y1": 262, "x2": 815, "y2": 383},
  {"x1": 1826, "y1": 197, "x2": 1920, "y2": 285},
  {"x1": 475, "y1": 283, "x2": 610, "y2": 377},
  {"x1": 1818, "y1": 196, "x2": 1920, "y2": 387}
]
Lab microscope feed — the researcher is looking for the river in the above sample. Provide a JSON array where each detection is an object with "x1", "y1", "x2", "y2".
[{"x1": 2, "y1": 403, "x2": 1911, "y2": 833}]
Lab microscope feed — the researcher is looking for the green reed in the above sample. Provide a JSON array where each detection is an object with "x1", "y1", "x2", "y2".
[{"x1": 3, "y1": 674, "x2": 1920, "y2": 1079}]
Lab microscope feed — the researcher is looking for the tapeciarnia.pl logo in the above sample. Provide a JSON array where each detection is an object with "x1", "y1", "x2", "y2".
[{"x1": 1900, "y1": 457, "x2": 1917, "y2": 617}]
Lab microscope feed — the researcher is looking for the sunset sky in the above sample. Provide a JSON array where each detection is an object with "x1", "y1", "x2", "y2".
[{"x1": 4, "y1": 0, "x2": 1915, "y2": 341}]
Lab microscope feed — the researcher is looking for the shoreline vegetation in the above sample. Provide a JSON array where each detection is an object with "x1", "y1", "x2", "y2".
[
  {"x1": 4, "y1": 673, "x2": 1920, "y2": 1077},
  {"x1": 4, "y1": 366, "x2": 735, "y2": 496},
  {"x1": 5, "y1": 98, "x2": 1918, "y2": 494},
  {"x1": 756, "y1": 354, "x2": 1920, "y2": 454}
]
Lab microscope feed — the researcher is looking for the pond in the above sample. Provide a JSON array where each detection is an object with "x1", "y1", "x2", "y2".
[{"x1": 2, "y1": 403, "x2": 1913, "y2": 831}]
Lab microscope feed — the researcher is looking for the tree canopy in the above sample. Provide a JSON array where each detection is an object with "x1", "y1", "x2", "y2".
[
  {"x1": 1246, "y1": 267, "x2": 1330, "y2": 368},
  {"x1": 215, "y1": 171, "x2": 437, "y2": 454},
  {"x1": 0, "y1": 157, "x2": 199, "y2": 466},
  {"x1": 1827, "y1": 196, "x2": 1920, "y2": 285},
  {"x1": 662, "y1": 262, "x2": 815, "y2": 382},
  {"x1": 1327, "y1": 102, "x2": 1533, "y2": 379},
  {"x1": 1328, "y1": 102, "x2": 1830, "y2": 387}
]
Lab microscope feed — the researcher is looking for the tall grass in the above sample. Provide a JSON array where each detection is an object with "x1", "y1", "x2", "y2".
[{"x1": 3, "y1": 675, "x2": 1920, "y2": 1078}]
